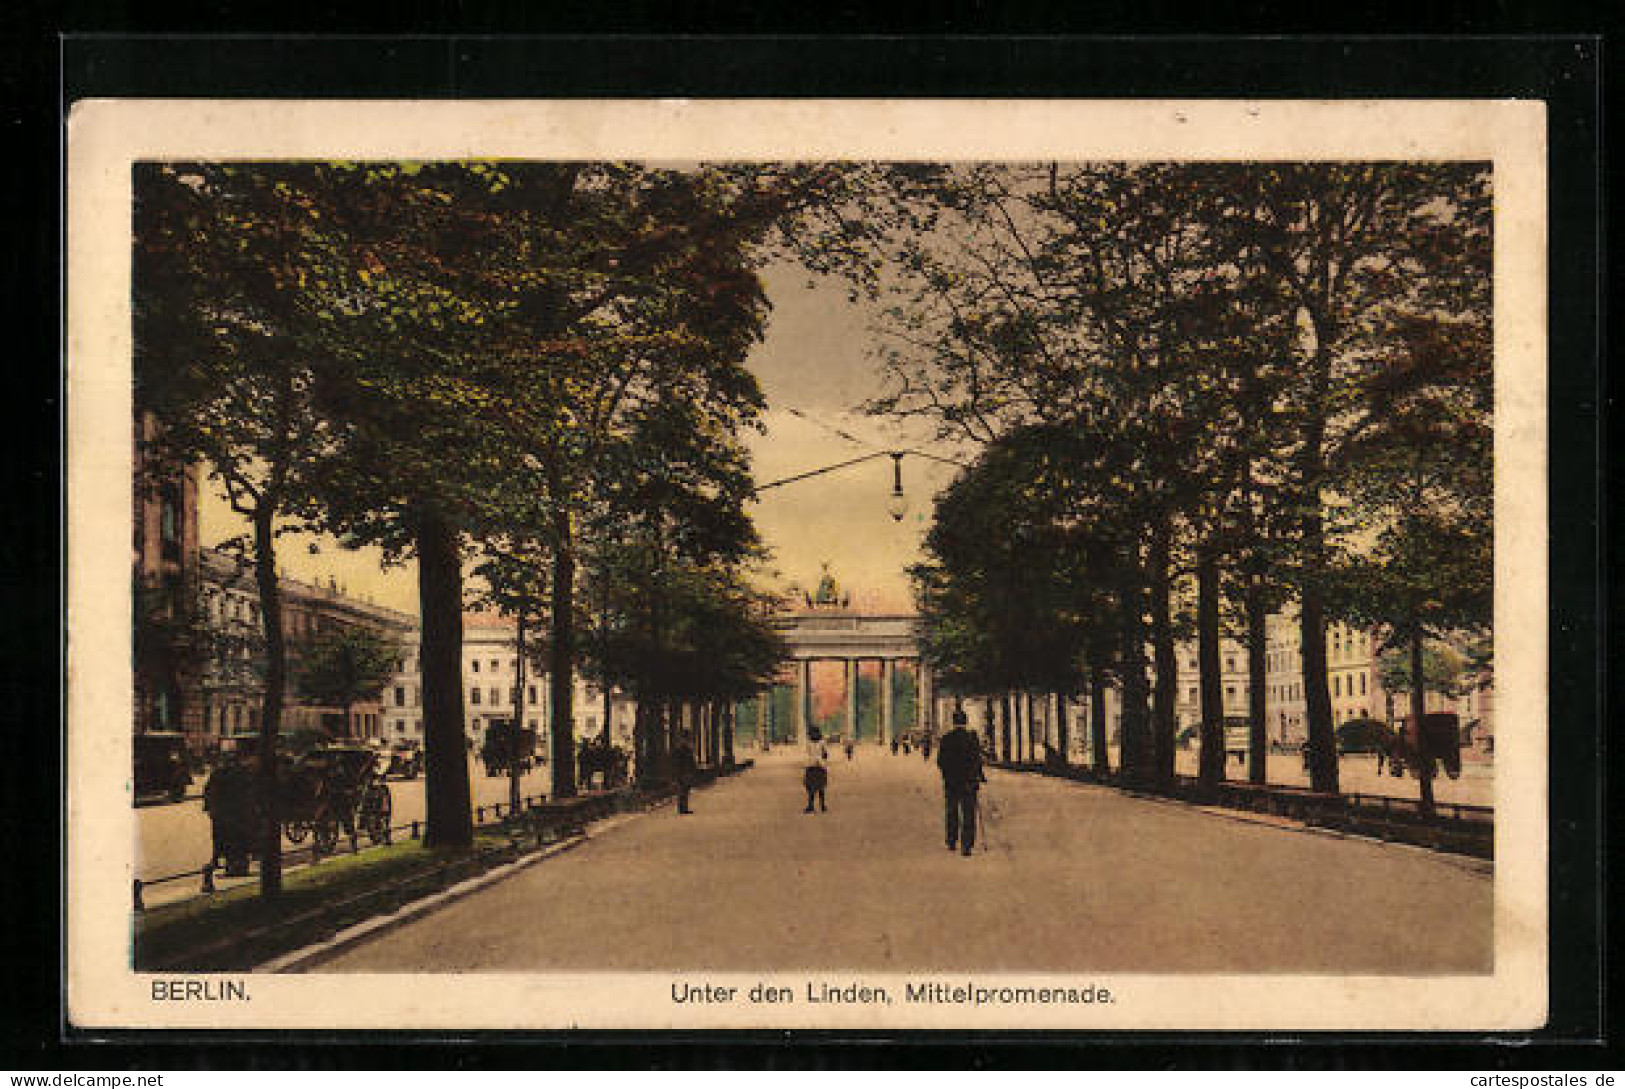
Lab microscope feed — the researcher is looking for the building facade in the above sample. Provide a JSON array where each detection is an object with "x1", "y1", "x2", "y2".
[
  {"x1": 382, "y1": 615, "x2": 635, "y2": 759},
  {"x1": 132, "y1": 411, "x2": 204, "y2": 737},
  {"x1": 195, "y1": 546, "x2": 418, "y2": 747}
]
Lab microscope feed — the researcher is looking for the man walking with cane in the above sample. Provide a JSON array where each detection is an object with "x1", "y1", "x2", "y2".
[{"x1": 936, "y1": 709, "x2": 985, "y2": 856}]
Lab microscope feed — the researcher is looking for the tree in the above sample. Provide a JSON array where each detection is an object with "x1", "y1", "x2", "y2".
[
  {"x1": 293, "y1": 625, "x2": 403, "y2": 738},
  {"x1": 1375, "y1": 642, "x2": 1467, "y2": 703},
  {"x1": 134, "y1": 162, "x2": 338, "y2": 897},
  {"x1": 471, "y1": 542, "x2": 551, "y2": 817}
]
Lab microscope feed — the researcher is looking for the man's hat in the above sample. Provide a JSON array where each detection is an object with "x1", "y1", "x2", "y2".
[
  {"x1": 808, "y1": 726, "x2": 822, "y2": 742},
  {"x1": 951, "y1": 709, "x2": 968, "y2": 726}
]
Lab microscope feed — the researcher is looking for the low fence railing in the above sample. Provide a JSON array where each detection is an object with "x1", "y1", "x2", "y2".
[
  {"x1": 992, "y1": 759, "x2": 1493, "y2": 859},
  {"x1": 134, "y1": 758, "x2": 754, "y2": 913}
]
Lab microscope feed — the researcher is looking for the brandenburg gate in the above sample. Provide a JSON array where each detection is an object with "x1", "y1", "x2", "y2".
[
  {"x1": 757, "y1": 566, "x2": 938, "y2": 744},
  {"x1": 769, "y1": 609, "x2": 934, "y2": 745}
]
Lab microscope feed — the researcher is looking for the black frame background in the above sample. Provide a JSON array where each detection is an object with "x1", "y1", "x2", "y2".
[{"x1": 12, "y1": 30, "x2": 1605, "y2": 1069}]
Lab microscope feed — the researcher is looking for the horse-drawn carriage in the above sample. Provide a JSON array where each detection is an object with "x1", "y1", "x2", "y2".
[
  {"x1": 481, "y1": 720, "x2": 538, "y2": 777},
  {"x1": 276, "y1": 744, "x2": 393, "y2": 851},
  {"x1": 578, "y1": 738, "x2": 630, "y2": 789},
  {"x1": 1381, "y1": 712, "x2": 1463, "y2": 780}
]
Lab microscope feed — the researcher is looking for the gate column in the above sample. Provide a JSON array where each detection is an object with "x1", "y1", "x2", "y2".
[
  {"x1": 880, "y1": 658, "x2": 894, "y2": 744},
  {"x1": 844, "y1": 658, "x2": 858, "y2": 742},
  {"x1": 796, "y1": 658, "x2": 811, "y2": 745}
]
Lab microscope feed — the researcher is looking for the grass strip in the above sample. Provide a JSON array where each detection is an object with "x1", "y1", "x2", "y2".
[{"x1": 134, "y1": 831, "x2": 522, "y2": 972}]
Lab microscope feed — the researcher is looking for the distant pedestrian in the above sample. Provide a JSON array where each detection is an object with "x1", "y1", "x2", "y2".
[
  {"x1": 843, "y1": 738, "x2": 855, "y2": 761},
  {"x1": 803, "y1": 727, "x2": 829, "y2": 813},
  {"x1": 891, "y1": 738, "x2": 900, "y2": 756},
  {"x1": 922, "y1": 734, "x2": 933, "y2": 761},
  {"x1": 936, "y1": 709, "x2": 985, "y2": 856},
  {"x1": 671, "y1": 731, "x2": 696, "y2": 814}
]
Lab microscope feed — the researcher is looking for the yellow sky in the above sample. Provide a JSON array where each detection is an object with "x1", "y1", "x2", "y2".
[{"x1": 200, "y1": 263, "x2": 967, "y2": 619}]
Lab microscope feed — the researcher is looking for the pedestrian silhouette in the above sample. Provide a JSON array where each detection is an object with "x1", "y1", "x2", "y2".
[
  {"x1": 936, "y1": 709, "x2": 985, "y2": 856},
  {"x1": 671, "y1": 731, "x2": 696, "y2": 814},
  {"x1": 803, "y1": 726, "x2": 829, "y2": 813}
]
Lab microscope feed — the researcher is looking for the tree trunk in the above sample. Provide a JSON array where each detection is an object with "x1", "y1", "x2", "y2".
[
  {"x1": 982, "y1": 698, "x2": 996, "y2": 756},
  {"x1": 634, "y1": 696, "x2": 657, "y2": 786},
  {"x1": 1055, "y1": 690, "x2": 1070, "y2": 767},
  {"x1": 1197, "y1": 550, "x2": 1225, "y2": 786},
  {"x1": 417, "y1": 511, "x2": 473, "y2": 848},
  {"x1": 549, "y1": 514, "x2": 577, "y2": 799},
  {"x1": 723, "y1": 703, "x2": 735, "y2": 768},
  {"x1": 1297, "y1": 344, "x2": 1340, "y2": 794},
  {"x1": 1023, "y1": 693, "x2": 1033, "y2": 762},
  {"x1": 1411, "y1": 626, "x2": 1436, "y2": 817},
  {"x1": 1118, "y1": 577, "x2": 1153, "y2": 786},
  {"x1": 1301, "y1": 576, "x2": 1339, "y2": 794},
  {"x1": 251, "y1": 504, "x2": 284, "y2": 898},
  {"x1": 1245, "y1": 575, "x2": 1269, "y2": 786},
  {"x1": 510, "y1": 610, "x2": 526, "y2": 816},
  {"x1": 1148, "y1": 525, "x2": 1178, "y2": 785},
  {"x1": 999, "y1": 693, "x2": 1012, "y2": 764},
  {"x1": 1089, "y1": 665, "x2": 1109, "y2": 773}
]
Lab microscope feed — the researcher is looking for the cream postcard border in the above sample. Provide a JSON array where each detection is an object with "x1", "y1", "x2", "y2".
[{"x1": 66, "y1": 98, "x2": 1548, "y2": 1030}]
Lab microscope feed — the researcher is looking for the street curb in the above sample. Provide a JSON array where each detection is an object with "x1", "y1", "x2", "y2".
[{"x1": 260, "y1": 811, "x2": 643, "y2": 973}]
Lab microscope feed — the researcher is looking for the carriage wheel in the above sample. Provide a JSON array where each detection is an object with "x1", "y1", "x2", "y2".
[
  {"x1": 284, "y1": 821, "x2": 311, "y2": 844},
  {"x1": 364, "y1": 785, "x2": 393, "y2": 845}
]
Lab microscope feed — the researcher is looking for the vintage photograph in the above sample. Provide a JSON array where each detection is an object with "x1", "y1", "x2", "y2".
[{"x1": 67, "y1": 100, "x2": 1547, "y2": 1031}]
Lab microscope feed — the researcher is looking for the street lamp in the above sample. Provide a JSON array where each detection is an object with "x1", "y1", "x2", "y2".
[{"x1": 885, "y1": 452, "x2": 909, "y2": 522}]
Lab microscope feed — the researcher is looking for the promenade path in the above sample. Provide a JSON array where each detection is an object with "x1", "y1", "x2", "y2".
[{"x1": 311, "y1": 746, "x2": 1492, "y2": 974}]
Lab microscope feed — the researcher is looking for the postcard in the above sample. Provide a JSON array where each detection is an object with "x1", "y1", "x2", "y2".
[{"x1": 67, "y1": 98, "x2": 1546, "y2": 1031}]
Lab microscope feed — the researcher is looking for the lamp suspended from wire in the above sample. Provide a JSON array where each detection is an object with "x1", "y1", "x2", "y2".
[{"x1": 885, "y1": 452, "x2": 909, "y2": 522}]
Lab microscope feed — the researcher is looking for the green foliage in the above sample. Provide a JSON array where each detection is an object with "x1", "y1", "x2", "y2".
[
  {"x1": 293, "y1": 625, "x2": 402, "y2": 718},
  {"x1": 1375, "y1": 643, "x2": 1467, "y2": 699}
]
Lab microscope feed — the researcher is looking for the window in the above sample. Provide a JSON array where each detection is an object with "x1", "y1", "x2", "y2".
[
  {"x1": 1225, "y1": 686, "x2": 1235, "y2": 700},
  {"x1": 471, "y1": 687, "x2": 482, "y2": 705},
  {"x1": 510, "y1": 658, "x2": 517, "y2": 671},
  {"x1": 490, "y1": 687, "x2": 500, "y2": 705},
  {"x1": 1225, "y1": 656, "x2": 1235, "y2": 673},
  {"x1": 472, "y1": 659, "x2": 481, "y2": 673},
  {"x1": 394, "y1": 686, "x2": 406, "y2": 707},
  {"x1": 232, "y1": 705, "x2": 243, "y2": 731},
  {"x1": 1333, "y1": 676, "x2": 1341, "y2": 697},
  {"x1": 528, "y1": 719, "x2": 538, "y2": 730},
  {"x1": 490, "y1": 659, "x2": 500, "y2": 673},
  {"x1": 1360, "y1": 672, "x2": 1367, "y2": 696},
  {"x1": 528, "y1": 685, "x2": 538, "y2": 704},
  {"x1": 413, "y1": 686, "x2": 420, "y2": 706},
  {"x1": 396, "y1": 720, "x2": 406, "y2": 733}
]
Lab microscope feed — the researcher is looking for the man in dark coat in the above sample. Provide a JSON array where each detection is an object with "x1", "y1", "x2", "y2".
[
  {"x1": 203, "y1": 752, "x2": 255, "y2": 876},
  {"x1": 671, "y1": 731, "x2": 697, "y2": 814},
  {"x1": 935, "y1": 709, "x2": 985, "y2": 856}
]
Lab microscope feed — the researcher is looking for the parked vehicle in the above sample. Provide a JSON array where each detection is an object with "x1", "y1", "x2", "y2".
[
  {"x1": 1336, "y1": 717, "x2": 1393, "y2": 755},
  {"x1": 134, "y1": 731, "x2": 193, "y2": 801},
  {"x1": 1384, "y1": 713, "x2": 1463, "y2": 780},
  {"x1": 386, "y1": 739, "x2": 423, "y2": 779}
]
